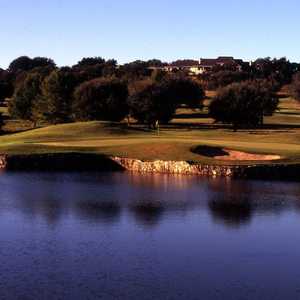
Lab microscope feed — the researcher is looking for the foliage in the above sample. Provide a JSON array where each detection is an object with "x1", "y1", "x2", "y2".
[
  {"x1": 0, "y1": 112, "x2": 3, "y2": 131},
  {"x1": 251, "y1": 57, "x2": 298, "y2": 86},
  {"x1": 0, "y1": 69, "x2": 14, "y2": 102},
  {"x1": 8, "y1": 56, "x2": 56, "y2": 74},
  {"x1": 117, "y1": 60, "x2": 152, "y2": 80},
  {"x1": 162, "y1": 76, "x2": 205, "y2": 108},
  {"x1": 129, "y1": 77, "x2": 204, "y2": 126},
  {"x1": 72, "y1": 57, "x2": 117, "y2": 81},
  {"x1": 73, "y1": 78, "x2": 129, "y2": 121},
  {"x1": 32, "y1": 68, "x2": 78, "y2": 124},
  {"x1": 290, "y1": 73, "x2": 300, "y2": 101},
  {"x1": 8, "y1": 71, "x2": 47, "y2": 120},
  {"x1": 201, "y1": 70, "x2": 250, "y2": 89},
  {"x1": 209, "y1": 80, "x2": 279, "y2": 129}
]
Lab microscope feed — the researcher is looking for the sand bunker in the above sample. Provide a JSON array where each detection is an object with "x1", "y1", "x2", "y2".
[
  {"x1": 214, "y1": 149, "x2": 281, "y2": 161},
  {"x1": 193, "y1": 146, "x2": 281, "y2": 161}
]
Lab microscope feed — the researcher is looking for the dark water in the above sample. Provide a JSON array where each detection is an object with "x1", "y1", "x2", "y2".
[{"x1": 0, "y1": 172, "x2": 300, "y2": 300}]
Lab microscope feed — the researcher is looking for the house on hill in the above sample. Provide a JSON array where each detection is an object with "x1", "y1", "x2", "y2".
[
  {"x1": 149, "y1": 57, "x2": 248, "y2": 75},
  {"x1": 189, "y1": 57, "x2": 248, "y2": 75}
]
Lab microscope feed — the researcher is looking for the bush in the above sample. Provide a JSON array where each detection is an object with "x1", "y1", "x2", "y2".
[
  {"x1": 73, "y1": 78, "x2": 129, "y2": 121},
  {"x1": 209, "y1": 80, "x2": 279, "y2": 130}
]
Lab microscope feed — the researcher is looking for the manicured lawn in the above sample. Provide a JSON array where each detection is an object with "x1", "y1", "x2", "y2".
[{"x1": 0, "y1": 97, "x2": 299, "y2": 165}]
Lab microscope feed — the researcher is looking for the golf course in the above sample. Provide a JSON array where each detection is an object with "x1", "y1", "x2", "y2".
[{"x1": 1, "y1": 94, "x2": 300, "y2": 166}]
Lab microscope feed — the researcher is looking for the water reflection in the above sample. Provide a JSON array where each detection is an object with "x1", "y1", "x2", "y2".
[
  {"x1": 130, "y1": 201, "x2": 165, "y2": 227},
  {"x1": 0, "y1": 172, "x2": 299, "y2": 228},
  {"x1": 75, "y1": 200, "x2": 121, "y2": 224},
  {"x1": 1, "y1": 172, "x2": 300, "y2": 299}
]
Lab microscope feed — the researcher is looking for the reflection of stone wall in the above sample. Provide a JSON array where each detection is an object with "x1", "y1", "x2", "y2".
[{"x1": 0, "y1": 155, "x2": 7, "y2": 169}]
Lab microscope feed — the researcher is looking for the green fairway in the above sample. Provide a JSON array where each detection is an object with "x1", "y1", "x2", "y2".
[{"x1": 0, "y1": 97, "x2": 300, "y2": 165}]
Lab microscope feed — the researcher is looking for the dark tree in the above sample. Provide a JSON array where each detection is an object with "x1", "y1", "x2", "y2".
[
  {"x1": 0, "y1": 69, "x2": 14, "y2": 102},
  {"x1": 251, "y1": 57, "x2": 297, "y2": 87},
  {"x1": 0, "y1": 112, "x2": 4, "y2": 132},
  {"x1": 32, "y1": 68, "x2": 78, "y2": 124},
  {"x1": 209, "y1": 80, "x2": 279, "y2": 130},
  {"x1": 128, "y1": 83, "x2": 177, "y2": 127},
  {"x1": 290, "y1": 73, "x2": 300, "y2": 101},
  {"x1": 8, "y1": 56, "x2": 34, "y2": 73},
  {"x1": 8, "y1": 56, "x2": 55, "y2": 74},
  {"x1": 128, "y1": 77, "x2": 204, "y2": 127},
  {"x1": 72, "y1": 57, "x2": 117, "y2": 81},
  {"x1": 76, "y1": 57, "x2": 106, "y2": 66},
  {"x1": 73, "y1": 78, "x2": 129, "y2": 122},
  {"x1": 147, "y1": 59, "x2": 167, "y2": 67},
  {"x1": 117, "y1": 60, "x2": 152, "y2": 80},
  {"x1": 200, "y1": 70, "x2": 250, "y2": 89},
  {"x1": 161, "y1": 76, "x2": 205, "y2": 108}
]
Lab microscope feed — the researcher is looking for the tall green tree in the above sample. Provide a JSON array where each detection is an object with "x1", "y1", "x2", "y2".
[
  {"x1": 33, "y1": 68, "x2": 78, "y2": 124},
  {"x1": 8, "y1": 67, "x2": 54, "y2": 121}
]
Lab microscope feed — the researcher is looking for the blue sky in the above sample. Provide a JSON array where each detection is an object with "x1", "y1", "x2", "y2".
[{"x1": 0, "y1": 0, "x2": 299, "y2": 68}]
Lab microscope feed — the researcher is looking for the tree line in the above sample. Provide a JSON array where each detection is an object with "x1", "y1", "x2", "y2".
[{"x1": 0, "y1": 55, "x2": 299, "y2": 131}]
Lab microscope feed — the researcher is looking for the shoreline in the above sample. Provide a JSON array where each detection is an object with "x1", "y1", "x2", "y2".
[{"x1": 0, "y1": 153, "x2": 299, "y2": 181}]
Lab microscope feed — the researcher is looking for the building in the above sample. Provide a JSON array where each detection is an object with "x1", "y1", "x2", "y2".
[
  {"x1": 192, "y1": 57, "x2": 247, "y2": 75},
  {"x1": 149, "y1": 57, "x2": 248, "y2": 75}
]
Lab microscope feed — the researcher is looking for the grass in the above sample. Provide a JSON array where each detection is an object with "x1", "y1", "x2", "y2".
[{"x1": 0, "y1": 96, "x2": 300, "y2": 165}]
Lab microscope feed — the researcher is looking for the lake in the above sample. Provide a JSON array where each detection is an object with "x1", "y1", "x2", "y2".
[{"x1": 0, "y1": 172, "x2": 300, "y2": 299}]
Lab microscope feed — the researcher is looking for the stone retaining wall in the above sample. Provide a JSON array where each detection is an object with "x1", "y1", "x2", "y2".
[
  {"x1": 0, "y1": 154, "x2": 299, "y2": 180},
  {"x1": 111, "y1": 157, "x2": 240, "y2": 177},
  {"x1": 111, "y1": 157, "x2": 300, "y2": 180}
]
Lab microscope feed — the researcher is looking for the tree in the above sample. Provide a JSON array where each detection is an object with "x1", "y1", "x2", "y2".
[
  {"x1": 251, "y1": 57, "x2": 298, "y2": 87},
  {"x1": 0, "y1": 112, "x2": 4, "y2": 132},
  {"x1": 209, "y1": 80, "x2": 279, "y2": 130},
  {"x1": 128, "y1": 77, "x2": 205, "y2": 127},
  {"x1": 32, "y1": 68, "x2": 78, "y2": 124},
  {"x1": 290, "y1": 73, "x2": 300, "y2": 101},
  {"x1": 200, "y1": 70, "x2": 250, "y2": 89},
  {"x1": 8, "y1": 66, "x2": 54, "y2": 121},
  {"x1": 117, "y1": 60, "x2": 152, "y2": 80},
  {"x1": 72, "y1": 57, "x2": 117, "y2": 81},
  {"x1": 8, "y1": 56, "x2": 55, "y2": 74},
  {"x1": 161, "y1": 76, "x2": 205, "y2": 108},
  {"x1": 73, "y1": 78, "x2": 129, "y2": 122},
  {"x1": 8, "y1": 72, "x2": 44, "y2": 120},
  {"x1": 0, "y1": 69, "x2": 13, "y2": 102},
  {"x1": 128, "y1": 83, "x2": 177, "y2": 127}
]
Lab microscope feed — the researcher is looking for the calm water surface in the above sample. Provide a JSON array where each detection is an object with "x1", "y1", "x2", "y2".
[{"x1": 0, "y1": 172, "x2": 300, "y2": 299}]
